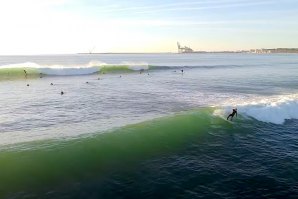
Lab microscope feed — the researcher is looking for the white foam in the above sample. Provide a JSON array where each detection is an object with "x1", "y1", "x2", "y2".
[
  {"x1": 217, "y1": 94, "x2": 298, "y2": 124},
  {"x1": 0, "y1": 61, "x2": 149, "y2": 76},
  {"x1": 0, "y1": 61, "x2": 145, "y2": 76},
  {"x1": 121, "y1": 61, "x2": 149, "y2": 71}
]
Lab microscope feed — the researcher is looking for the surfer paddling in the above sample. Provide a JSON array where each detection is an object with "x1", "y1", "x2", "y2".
[{"x1": 227, "y1": 108, "x2": 237, "y2": 121}]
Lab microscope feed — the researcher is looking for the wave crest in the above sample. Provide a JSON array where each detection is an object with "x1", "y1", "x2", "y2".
[
  {"x1": 0, "y1": 61, "x2": 150, "y2": 77},
  {"x1": 216, "y1": 95, "x2": 298, "y2": 124}
]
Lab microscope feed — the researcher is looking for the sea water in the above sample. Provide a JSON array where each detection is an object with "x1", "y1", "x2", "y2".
[{"x1": 0, "y1": 53, "x2": 297, "y2": 198}]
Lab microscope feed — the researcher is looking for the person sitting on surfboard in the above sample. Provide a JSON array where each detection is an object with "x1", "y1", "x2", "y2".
[{"x1": 227, "y1": 108, "x2": 237, "y2": 121}]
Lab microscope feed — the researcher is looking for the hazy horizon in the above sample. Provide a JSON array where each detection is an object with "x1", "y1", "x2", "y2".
[{"x1": 1, "y1": 0, "x2": 298, "y2": 55}]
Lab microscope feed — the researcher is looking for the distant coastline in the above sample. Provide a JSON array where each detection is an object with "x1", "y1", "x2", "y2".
[
  {"x1": 78, "y1": 47, "x2": 298, "y2": 55},
  {"x1": 176, "y1": 42, "x2": 298, "y2": 54},
  {"x1": 177, "y1": 48, "x2": 298, "y2": 54},
  {"x1": 78, "y1": 49, "x2": 298, "y2": 55},
  {"x1": 248, "y1": 48, "x2": 298, "y2": 54}
]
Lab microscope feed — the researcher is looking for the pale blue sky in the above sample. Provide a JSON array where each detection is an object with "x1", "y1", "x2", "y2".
[{"x1": 0, "y1": 0, "x2": 298, "y2": 54}]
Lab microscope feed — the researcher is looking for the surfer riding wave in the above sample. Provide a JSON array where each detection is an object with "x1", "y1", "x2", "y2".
[{"x1": 227, "y1": 108, "x2": 237, "y2": 121}]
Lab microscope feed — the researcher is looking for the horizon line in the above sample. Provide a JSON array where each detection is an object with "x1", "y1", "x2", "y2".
[{"x1": 1, "y1": 47, "x2": 298, "y2": 56}]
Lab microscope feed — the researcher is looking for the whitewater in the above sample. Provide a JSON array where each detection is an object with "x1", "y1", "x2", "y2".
[{"x1": 0, "y1": 53, "x2": 298, "y2": 199}]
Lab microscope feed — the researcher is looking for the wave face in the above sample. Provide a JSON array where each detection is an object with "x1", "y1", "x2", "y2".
[
  {"x1": 0, "y1": 61, "x2": 150, "y2": 78},
  {"x1": 0, "y1": 63, "x2": 249, "y2": 79},
  {"x1": 0, "y1": 108, "x2": 297, "y2": 198},
  {"x1": 0, "y1": 109, "x2": 215, "y2": 198},
  {"x1": 0, "y1": 60, "x2": 266, "y2": 78}
]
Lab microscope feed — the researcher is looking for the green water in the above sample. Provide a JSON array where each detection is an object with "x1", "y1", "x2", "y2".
[
  {"x1": 99, "y1": 65, "x2": 134, "y2": 74},
  {"x1": 0, "y1": 109, "x2": 222, "y2": 198},
  {"x1": 0, "y1": 68, "x2": 40, "y2": 80},
  {"x1": 2, "y1": 108, "x2": 294, "y2": 199}
]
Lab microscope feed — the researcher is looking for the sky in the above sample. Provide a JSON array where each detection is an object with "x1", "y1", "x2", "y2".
[{"x1": 0, "y1": 0, "x2": 298, "y2": 54}]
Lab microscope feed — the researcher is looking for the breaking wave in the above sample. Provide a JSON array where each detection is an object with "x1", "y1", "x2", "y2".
[
  {"x1": 0, "y1": 100, "x2": 297, "y2": 196},
  {"x1": 0, "y1": 61, "x2": 245, "y2": 79},
  {"x1": 214, "y1": 94, "x2": 298, "y2": 124},
  {"x1": 0, "y1": 61, "x2": 149, "y2": 78}
]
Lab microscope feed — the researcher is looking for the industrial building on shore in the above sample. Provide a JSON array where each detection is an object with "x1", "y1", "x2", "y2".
[
  {"x1": 249, "y1": 48, "x2": 298, "y2": 54},
  {"x1": 177, "y1": 42, "x2": 298, "y2": 54}
]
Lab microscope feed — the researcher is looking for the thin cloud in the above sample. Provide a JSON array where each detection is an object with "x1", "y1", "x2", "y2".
[
  {"x1": 102, "y1": 19, "x2": 298, "y2": 27},
  {"x1": 96, "y1": 0, "x2": 276, "y2": 14},
  {"x1": 134, "y1": 1, "x2": 276, "y2": 15}
]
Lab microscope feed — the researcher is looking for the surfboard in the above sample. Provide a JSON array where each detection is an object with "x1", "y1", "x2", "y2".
[
  {"x1": 213, "y1": 110, "x2": 235, "y2": 124},
  {"x1": 226, "y1": 119, "x2": 234, "y2": 124}
]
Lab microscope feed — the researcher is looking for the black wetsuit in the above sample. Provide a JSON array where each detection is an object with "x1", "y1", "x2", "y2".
[
  {"x1": 227, "y1": 109, "x2": 237, "y2": 121},
  {"x1": 24, "y1": 70, "x2": 27, "y2": 78}
]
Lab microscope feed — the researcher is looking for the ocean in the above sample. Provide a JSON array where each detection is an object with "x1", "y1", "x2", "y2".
[{"x1": 0, "y1": 53, "x2": 297, "y2": 198}]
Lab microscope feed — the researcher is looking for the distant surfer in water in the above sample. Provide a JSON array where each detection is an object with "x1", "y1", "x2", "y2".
[
  {"x1": 24, "y1": 70, "x2": 27, "y2": 78},
  {"x1": 227, "y1": 108, "x2": 237, "y2": 121}
]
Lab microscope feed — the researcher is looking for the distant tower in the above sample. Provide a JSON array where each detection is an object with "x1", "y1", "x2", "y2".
[
  {"x1": 177, "y1": 42, "x2": 193, "y2": 53},
  {"x1": 177, "y1": 42, "x2": 181, "y2": 53},
  {"x1": 89, "y1": 46, "x2": 95, "y2": 54}
]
